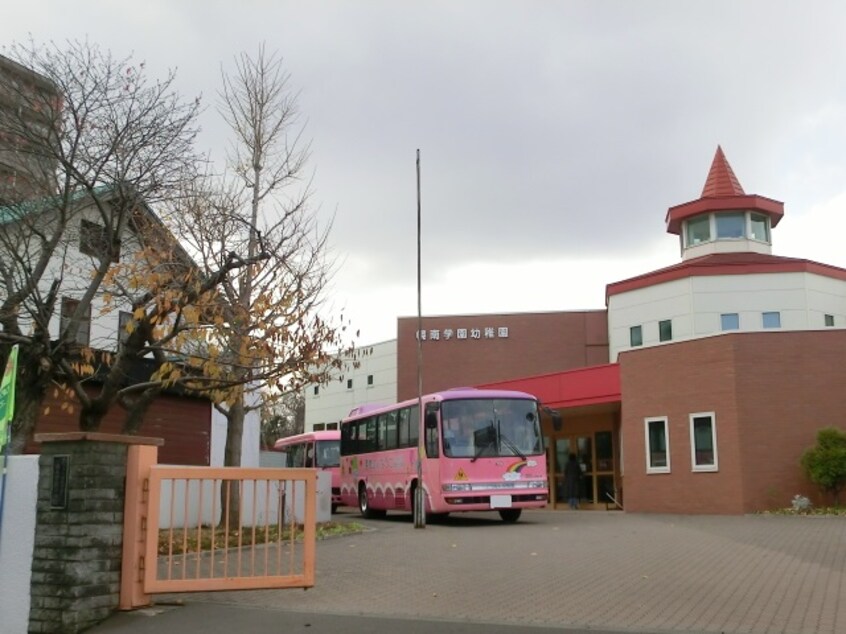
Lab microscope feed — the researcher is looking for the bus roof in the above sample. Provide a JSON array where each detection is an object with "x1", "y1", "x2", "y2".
[
  {"x1": 273, "y1": 429, "x2": 340, "y2": 450},
  {"x1": 343, "y1": 387, "x2": 537, "y2": 421}
]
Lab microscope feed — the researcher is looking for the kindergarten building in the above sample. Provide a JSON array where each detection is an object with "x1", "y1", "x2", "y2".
[{"x1": 310, "y1": 148, "x2": 846, "y2": 514}]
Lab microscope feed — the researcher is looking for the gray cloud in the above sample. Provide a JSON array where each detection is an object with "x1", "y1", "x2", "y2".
[{"x1": 4, "y1": 0, "x2": 846, "y2": 306}]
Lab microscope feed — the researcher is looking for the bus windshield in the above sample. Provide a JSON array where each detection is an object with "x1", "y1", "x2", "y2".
[
  {"x1": 316, "y1": 439, "x2": 340, "y2": 468},
  {"x1": 441, "y1": 398, "x2": 542, "y2": 459}
]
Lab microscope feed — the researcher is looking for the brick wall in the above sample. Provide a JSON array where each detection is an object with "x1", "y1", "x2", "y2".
[
  {"x1": 397, "y1": 310, "x2": 609, "y2": 400},
  {"x1": 620, "y1": 330, "x2": 846, "y2": 514}
]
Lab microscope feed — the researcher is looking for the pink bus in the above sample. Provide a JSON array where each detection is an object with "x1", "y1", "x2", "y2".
[
  {"x1": 339, "y1": 388, "x2": 548, "y2": 522},
  {"x1": 273, "y1": 430, "x2": 342, "y2": 513}
]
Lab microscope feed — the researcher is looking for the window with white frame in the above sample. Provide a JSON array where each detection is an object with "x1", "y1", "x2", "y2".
[
  {"x1": 659, "y1": 319, "x2": 672, "y2": 342},
  {"x1": 689, "y1": 412, "x2": 718, "y2": 471},
  {"x1": 630, "y1": 325, "x2": 643, "y2": 347},
  {"x1": 644, "y1": 417, "x2": 670, "y2": 474}
]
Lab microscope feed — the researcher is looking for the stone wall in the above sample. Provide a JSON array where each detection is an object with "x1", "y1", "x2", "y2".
[{"x1": 27, "y1": 433, "x2": 159, "y2": 634}]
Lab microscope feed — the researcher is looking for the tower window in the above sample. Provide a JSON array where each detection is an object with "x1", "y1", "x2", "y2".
[
  {"x1": 715, "y1": 212, "x2": 745, "y2": 239},
  {"x1": 750, "y1": 213, "x2": 770, "y2": 242},
  {"x1": 686, "y1": 216, "x2": 711, "y2": 246}
]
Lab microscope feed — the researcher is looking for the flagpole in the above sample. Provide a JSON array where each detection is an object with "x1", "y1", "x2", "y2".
[{"x1": 413, "y1": 149, "x2": 426, "y2": 529}]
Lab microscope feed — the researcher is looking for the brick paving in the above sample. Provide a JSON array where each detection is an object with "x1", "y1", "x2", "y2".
[{"x1": 174, "y1": 510, "x2": 845, "y2": 634}]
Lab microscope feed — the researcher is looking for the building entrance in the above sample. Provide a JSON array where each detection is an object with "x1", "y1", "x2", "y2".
[{"x1": 548, "y1": 430, "x2": 616, "y2": 509}]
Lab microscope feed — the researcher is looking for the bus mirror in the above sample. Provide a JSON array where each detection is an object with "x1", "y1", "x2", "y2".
[{"x1": 542, "y1": 406, "x2": 562, "y2": 431}]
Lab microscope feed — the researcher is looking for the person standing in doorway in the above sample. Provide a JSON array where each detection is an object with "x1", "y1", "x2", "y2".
[{"x1": 564, "y1": 453, "x2": 582, "y2": 509}]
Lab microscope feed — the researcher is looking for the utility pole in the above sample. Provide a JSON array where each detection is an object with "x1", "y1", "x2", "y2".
[{"x1": 413, "y1": 149, "x2": 426, "y2": 529}]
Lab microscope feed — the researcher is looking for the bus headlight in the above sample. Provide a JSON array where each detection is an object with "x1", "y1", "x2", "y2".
[{"x1": 442, "y1": 483, "x2": 472, "y2": 492}]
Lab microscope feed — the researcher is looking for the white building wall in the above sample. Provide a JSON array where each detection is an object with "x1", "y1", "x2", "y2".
[
  {"x1": 305, "y1": 339, "x2": 397, "y2": 430},
  {"x1": 0, "y1": 455, "x2": 39, "y2": 634},
  {"x1": 608, "y1": 271, "x2": 846, "y2": 360}
]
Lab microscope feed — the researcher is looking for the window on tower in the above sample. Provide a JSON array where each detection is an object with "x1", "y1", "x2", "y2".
[
  {"x1": 686, "y1": 216, "x2": 710, "y2": 246},
  {"x1": 715, "y1": 212, "x2": 745, "y2": 239}
]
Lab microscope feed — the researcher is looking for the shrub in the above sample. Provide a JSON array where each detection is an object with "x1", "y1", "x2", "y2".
[{"x1": 801, "y1": 427, "x2": 846, "y2": 506}]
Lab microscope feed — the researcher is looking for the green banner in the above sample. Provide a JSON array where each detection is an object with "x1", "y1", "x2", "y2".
[{"x1": 0, "y1": 344, "x2": 19, "y2": 450}]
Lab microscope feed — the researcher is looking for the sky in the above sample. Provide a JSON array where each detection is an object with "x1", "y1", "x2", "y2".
[{"x1": 3, "y1": 1, "x2": 846, "y2": 345}]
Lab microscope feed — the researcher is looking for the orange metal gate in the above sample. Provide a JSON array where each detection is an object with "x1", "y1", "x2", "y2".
[{"x1": 121, "y1": 445, "x2": 316, "y2": 609}]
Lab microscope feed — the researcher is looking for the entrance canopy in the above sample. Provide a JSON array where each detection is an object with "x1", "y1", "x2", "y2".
[{"x1": 479, "y1": 363, "x2": 621, "y2": 410}]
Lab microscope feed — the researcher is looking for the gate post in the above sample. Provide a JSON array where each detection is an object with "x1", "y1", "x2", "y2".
[
  {"x1": 28, "y1": 433, "x2": 163, "y2": 633},
  {"x1": 119, "y1": 444, "x2": 159, "y2": 610}
]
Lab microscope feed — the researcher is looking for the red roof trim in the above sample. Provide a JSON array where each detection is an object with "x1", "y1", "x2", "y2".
[
  {"x1": 665, "y1": 194, "x2": 784, "y2": 234},
  {"x1": 606, "y1": 254, "x2": 846, "y2": 302}
]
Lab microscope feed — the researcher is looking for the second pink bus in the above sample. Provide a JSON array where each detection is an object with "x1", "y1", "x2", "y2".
[{"x1": 273, "y1": 430, "x2": 342, "y2": 513}]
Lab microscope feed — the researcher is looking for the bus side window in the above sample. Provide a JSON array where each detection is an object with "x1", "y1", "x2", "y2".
[
  {"x1": 408, "y1": 405, "x2": 420, "y2": 448},
  {"x1": 376, "y1": 414, "x2": 387, "y2": 451},
  {"x1": 305, "y1": 443, "x2": 314, "y2": 467},
  {"x1": 364, "y1": 417, "x2": 377, "y2": 452},
  {"x1": 385, "y1": 410, "x2": 398, "y2": 450},
  {"x1": 398, "y1": 409, "x2": 409, "y2": 448}
]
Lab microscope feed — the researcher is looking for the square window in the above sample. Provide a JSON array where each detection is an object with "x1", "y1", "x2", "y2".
[
  {"x1": 690, "y1": 413, "x2": 718, "y2": 471},
  {"x1": 825, "y1": 314, "x2": 835, "y2": 327},
  {"x1": 720, "y1": 313, "x2": 739, "y2": 331},
  {"x1": 79, "y1": 219, "x2": 120, "y2": 262},
  {"x1": 762, "y1": 311, "x2": 781, "y2": 329},
  {"x1": 630, "y1": 325, "x2": 643, "y2": 347},
  {"x1": 645, "y1": 417, "x2": 670, "y2": 473},
  {"x1": 659, "y1": 319, "x2": 672, "y2": 342},
  {"x1": 60, "y1": 297, "x2": 91, "y2": 346},
  {"x1": 367, "y1": 374, "x2": 374, "y2": 386}
]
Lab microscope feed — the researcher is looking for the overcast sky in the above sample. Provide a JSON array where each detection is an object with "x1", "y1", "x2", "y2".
[{"x1": 4, "y1": 1, "x2": 846, "y2": 345}]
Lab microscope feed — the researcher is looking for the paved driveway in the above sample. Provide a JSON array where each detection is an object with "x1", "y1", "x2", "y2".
[{"x1": 101, "y1": 509, "x2": 846, "y2": 634}]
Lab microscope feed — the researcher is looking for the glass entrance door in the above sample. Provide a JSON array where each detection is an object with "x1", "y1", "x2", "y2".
[{"x1": 550, "y1": 431, "x2": 615, "y2": 508}]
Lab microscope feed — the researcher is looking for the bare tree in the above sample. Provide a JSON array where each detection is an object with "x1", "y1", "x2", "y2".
[
  {"x1": 0, "y1": 40, "x2": 270, "y2": 450},
  {"x1": 167, "y1": 45, "x2": 353, "y2": 521}
]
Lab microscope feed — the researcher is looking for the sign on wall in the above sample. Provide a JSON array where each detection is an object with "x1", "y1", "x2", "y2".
[{"x1": 416, "y1": 327, "x2": 510, "y2": 342}]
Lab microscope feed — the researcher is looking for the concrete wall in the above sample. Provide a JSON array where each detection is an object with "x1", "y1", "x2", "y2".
[
  {"x1": 0, "y1": 455, "x2": 39, "y2": 634},
  {"x1": 305, "y1": 339, "x2": 398, "y2": 431},
  {"x1": 609, "y1": 271, "x2": 846, "y2": 360}
]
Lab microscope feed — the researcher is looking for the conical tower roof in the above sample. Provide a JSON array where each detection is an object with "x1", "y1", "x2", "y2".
[
  {"x1": 701, "y1": 146, "x2": 745, "y2": 197},
  {"x1": 665, "y1": 146, "x2": 783, "y2": 235}
]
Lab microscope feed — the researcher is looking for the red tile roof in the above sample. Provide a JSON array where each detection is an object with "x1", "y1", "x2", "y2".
[{"x1": 702, "y1": 145, "x2": 745, "y2": 197}]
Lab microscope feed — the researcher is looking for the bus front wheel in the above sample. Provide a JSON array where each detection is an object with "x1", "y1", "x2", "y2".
[{"x1": 498, "y1": 508, "x2": 522, "y2": 523}]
